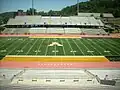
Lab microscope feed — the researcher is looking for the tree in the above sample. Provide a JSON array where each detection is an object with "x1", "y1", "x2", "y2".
[{"x1": 26, "y1": 8, "x2": 37, "y2": 15}]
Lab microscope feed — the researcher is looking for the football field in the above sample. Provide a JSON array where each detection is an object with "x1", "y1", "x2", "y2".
[{"x1": 0, "y1": 37, "x2": 120, "y2": 56}]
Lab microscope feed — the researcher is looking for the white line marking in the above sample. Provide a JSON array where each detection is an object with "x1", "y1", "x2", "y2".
[
  {"x1": 65, "y1": 39, "x2": 75, "y2": 56},
  {"x1": 102, "y1": 39, "x2": 120, "y2": 55},
  {"x1": 0, "y1": 50, "x2": 6, "y2": 52},
  {"x1": 55, "y1": 40, "x2": 56, "y2": 56},
  {"x1": 60, "y1": 39, "x2": 66, "y2": 55},
  {"x1": 70, "y1": 50, "x2": 76, "y2": 52},
  {"x1": 85, "y1": 39, "x2": 102, "y2": 55},
  {"x1": 109, "y1": 39, "x2": 120, "y2": 48},
  {"x1": 0, "y1": 38, "x2": 17, "y2": 49},
  {"x1": 78, "y1": 39, "x2": 94, "y2": 55},
  {"x1": 87, "y1": 39, "x2": 102, "y2": 55},
  {"x1": 103, "y1": 39, "x2": 120, "y2": 54},
  {"x1": 104, "y1": 51, "x2": 110, "y2": 52},
  {"x1": 72, "y1": 39, "x2": 84, "y2": 55},
  {"x1": 26, "y1": 38, "x2": 38, "y2": 55},
  {"x1": 16, "y1": 39, "x2": 32, "y2": 55},
  {"x1": 92, "y1": 39, "x2": 109, "y2": 54},
  {"x1": 36, "y1": 39, "x2": 45, "y2": 55},
  {"x1": 6, "y1": 55, "x2": 106, "y2": 57},
  {"x1": 0, "y1": 38, "x2": 11, "y2": 46},
  {"x1": 7, "y1": 39, "x2": 26, "y2": 55},
  {"x1": 45, "y1": 38, "x2": 50, "y2": 56},
  {"x1": 87, "y1": 51, "x2": 94, "y2": 52},
  {"x1": 94, "y1": 39, "x2": 112, "y2": 55}
]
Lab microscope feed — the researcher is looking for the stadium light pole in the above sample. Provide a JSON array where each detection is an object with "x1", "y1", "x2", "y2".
[
  {"x1": 32, "y1": 0, "x2": 34, "y2": 15},
  {"x1": 77, "y1": 0, "x2": 79, "y2": 15}
]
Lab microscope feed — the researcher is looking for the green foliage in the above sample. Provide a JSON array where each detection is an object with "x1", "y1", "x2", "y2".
[
  {"x1": 106, "y1": 56, "x2": 120, "y2": 61},
  {"x1": 0, "y1": 26, "x2": 5, "y2": 33},
  {"x1": 26, "y1": 8, "x2": 37, "y2": 15},
  {"x1": 0, "y1": 12, "x2": 16, "y2": 25},
  {"x1": 0, "y1": 0, "x2": 120, "y2": 21},
  {"x1": 60, "y1": 0, "x2": 120, "y2": 17}
]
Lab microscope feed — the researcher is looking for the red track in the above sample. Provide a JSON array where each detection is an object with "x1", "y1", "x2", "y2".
[{"x1": 0, "y1": 61, "x2": 120, "y2": 68}]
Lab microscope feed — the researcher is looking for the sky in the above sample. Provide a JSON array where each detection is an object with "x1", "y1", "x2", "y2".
[{"x1": 0, "y1": 0, "x2": 88, "y2": 13}]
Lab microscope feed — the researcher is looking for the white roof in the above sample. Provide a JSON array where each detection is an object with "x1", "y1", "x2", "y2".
[
  {"x1": 78, "y1": 13, "x2": 114, "y2": 18},
  {"x1": 103, "y1": 13, "x2": 114, "y2": 18},
  {"x1": 78, "y1": 13, "x2": 100, "y2": 17}
]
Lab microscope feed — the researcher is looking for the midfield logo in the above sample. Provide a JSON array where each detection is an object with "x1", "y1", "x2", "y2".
[{"x1": 48, "y1": 42, "x2": 63, "y2": 46}]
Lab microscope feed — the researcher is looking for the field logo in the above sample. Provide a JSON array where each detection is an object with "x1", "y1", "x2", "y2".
[{"x1": 48, "y1": 42, "x2": 63, "y2": 46}]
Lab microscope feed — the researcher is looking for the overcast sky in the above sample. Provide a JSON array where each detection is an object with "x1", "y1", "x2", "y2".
[{"x1": 0, "y1": 0, "x2": 88, "y2": 13}]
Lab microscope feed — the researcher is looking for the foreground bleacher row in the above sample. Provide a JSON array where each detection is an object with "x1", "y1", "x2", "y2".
[
  {"x1": 1, "y1": 69, "x2": 120, "y2": 86},
  {"x1": 2, "y1": 28, "x2": 107, "y2": 35}
]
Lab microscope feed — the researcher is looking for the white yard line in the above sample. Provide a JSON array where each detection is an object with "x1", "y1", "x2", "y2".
[
  {"x1": 36, "y1": 39, "x2": 45, "y2": 55},
  {"x1": 45, "y1": 38, "x2": 50, "y2": 56},
  {"x1": 94, "y1": 40, "x2": 112, "y2": 55},
  {"x1": 65, "y1": 39, "x2": 75, "y2": 56},
  {"x1": 88, "y1": 40, "x2": 102, "y2": 55},
  {"x1": 26, "y1": 38, "x2": 38, "y2": 55},
  {"x1": 16, "y1": 39, "x2": 32, "y2": 55},
  {"x1": 55, "y1": 40, "x2": 56, "y2": 56},
  {"x1": 85, "y1": 39, "x2": 102, "y2": 55},
  {"x1": 0, "y1": 38, "x2": 17, "y2": 49},
  {"x1": 109, "y1": 39, "x2": 120, "y2": 47},
  {"x1": 72, "y1": 39, "x2": 85, "y2": 55},
  {"x1": 78, "y1": 39, "x2": 94, "y2": 55},
  {"x1": 0, "y1": 39, "x2": 10, "y2": 46},
  {"x1": 104, "y1": 39, "x2": 120, "y2": 52},
  {"x1": 7, "y1": 39, "x2": 26, "y2": 55},
  {"x1": 60, "y1": 39, "x2": 66, "y2": 55},
  {"x1": 102, "y1": 40, "x2": 120, "y2": 55},
  {"x1": 4, "y1": 39, "x2": 18, "y2": 50}
]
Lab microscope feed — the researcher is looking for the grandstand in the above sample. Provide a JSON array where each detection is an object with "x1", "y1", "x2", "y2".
[
  {"x1": 2, "y1": 16, "x2": 107, "y2": 35},
  {"x1": 6, "y1": 16, "x2": 104, "y2": 26}
]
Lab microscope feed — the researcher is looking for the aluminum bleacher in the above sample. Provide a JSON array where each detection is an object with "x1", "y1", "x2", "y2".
[
  {"x1": 64, "y1": 28, "x2": 81, "y2": 34},
  {"x1": 0, "y1": 69, "x2": 22, "y2": 80},
  {"x1": 29, "y1": 28, "x2": 47, "y2": 33},
  {"x1": 20, "y1": 70, "x2": 92, "y2": 79},
  {"x1": 81, "y1": 28, "x2": 107, "y2": 35},
  {"x1": 46, "y1": 28, "x2": 64, "y2": 34},
  {"x1": 2, "y1": 28, "x2": 30, "y2": 34},
  {"x1": 7, "y1": 16, "x2": 104, "y2": 26},
  {"x1": 3, "y1": 16, "x2": 107, "y2": 35}
]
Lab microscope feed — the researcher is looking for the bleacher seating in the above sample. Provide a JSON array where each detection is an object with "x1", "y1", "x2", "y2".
[
  {"x1": 64, "y1": 28, "x2": 81, "y2": 34},
  {"x1": 46, "y1": 28, "x2": 64, "y2": 34},
  {"x1": 29, "y1": 28, "x2": 46, "y2": 33},
  {"x1": 2, "y1": 28, "x2": 107, "y2": 35},
  {"x1": 2, "y1": 28, "x2": 30, "y2": 34},
  {"x1": 3, "y1": 16, "x2": 108, "y2": 35},
  {"x1": 0, "y1": 69, "x2": 22, "y2": 80},
  {"x1": 81, "y1": 28, "x2": 107, "y2": 35}
]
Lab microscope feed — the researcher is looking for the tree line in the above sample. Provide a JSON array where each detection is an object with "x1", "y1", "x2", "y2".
[{"x1": 0, "y1": 0, "x2": 120, "y2": 25}]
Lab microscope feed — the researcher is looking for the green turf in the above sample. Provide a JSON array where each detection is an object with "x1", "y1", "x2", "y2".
[{"x1": 0, "y1": 37, "x2": 120, "y2": 56}]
